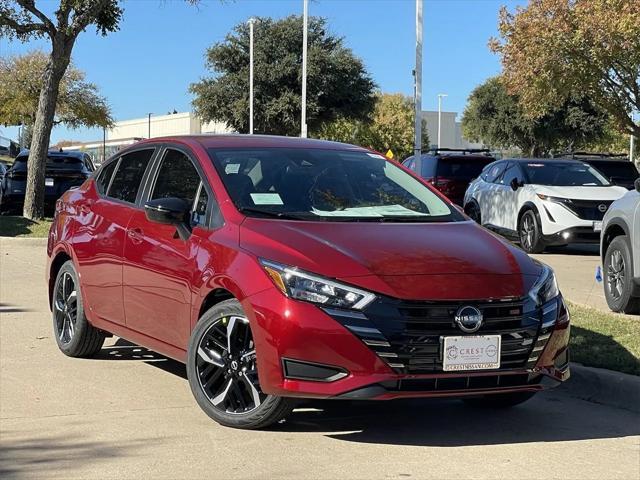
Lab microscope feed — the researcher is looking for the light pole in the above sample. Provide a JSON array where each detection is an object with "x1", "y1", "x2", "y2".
[
  {"x1": 147, "y1": 113, "x2": 152, "y2": 139},
  {"x1": 414, "y1": 0, "x2": 423, "y2": 174},
  {"x1": 249, "y1": 17, "x2": 255, "y2": 134},
  {"x1": 301, "y1": 0, "x2": 309, "y2": 138},
  {"x1": 437, "y1": 93, "x2": 448, "y2": 149}
]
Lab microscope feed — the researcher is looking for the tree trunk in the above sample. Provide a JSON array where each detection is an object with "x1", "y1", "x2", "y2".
[{"x1": 23, "y1": 35, "x2": 75, "y2": 220}]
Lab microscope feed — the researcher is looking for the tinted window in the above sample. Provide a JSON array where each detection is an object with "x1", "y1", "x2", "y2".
[
  {"x1": 96, "y1": 161, "x2": 118, "y2": 195},
  {"x1": 209, "y1": 148, "x2": 462, "y2": 222},
  {"x1": 107, "y1": 149, "x2": 154, "y2": 203},
  {"x1": 481, "y1": 161, "x2": 506, "y2": 183},
  {"x1": 403, "y1": 157, "x2": 415, "y2": 171},
  {"x1": 151, "y1": 149, "x2": 201, "y2": 206},
  {"x1": 587, "y1": 161, "x2": 639, "y2": 181},
  {"x1": 436, "y1": 156, "x2": 493, "y2": 180},
  {"x1": 193, "y1": 185, "x2": 209, "y2": 226},
  {"x1": 499, "y1": 163, "x2": 522, "y2": 186},
  {"x1": 420, "y1": 156, "x2": 437, "y2": 177},
  {"x1": 523, "y1": 161, "x2": 610, "y2": 186}
]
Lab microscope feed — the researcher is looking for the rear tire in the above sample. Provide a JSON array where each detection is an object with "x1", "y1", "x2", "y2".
[
  {"x1": 604, "y1": 236, "x2": 640, "y2": 314},
  {"x1": 52, "y1": 261, "x2": 105, "y2": 357},
  {"x1": 465, "y1": 202, "x2": 481, "y2": 224},
  {"x1": 463, "y1": 391, "x2": 536, "y2": 408},
  {"x1": 187, "y1": 299, "x2": 296, "y2": 429},
  {"x1": 518, "y1": 210, "x2": 545, "y2": 253}
]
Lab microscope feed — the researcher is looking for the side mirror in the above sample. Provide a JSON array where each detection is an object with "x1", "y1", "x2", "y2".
[
  {"x1": 510, "y1": 178, "x2": 521, "y2": 191},
  {"x1": 635, "y1": 178, "x2": 640, "y2": 193},
  {"x1": 144, "y1": 197, "x2": 192, "y2": 240}
]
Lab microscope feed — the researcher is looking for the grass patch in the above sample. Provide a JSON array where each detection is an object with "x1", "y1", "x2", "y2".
[
  {"x1": 0, "y1": 216, "x2": 52, "y2": 238},
  {"x1": 568, "y1": 301, "x2": 640, "y2": 376}
]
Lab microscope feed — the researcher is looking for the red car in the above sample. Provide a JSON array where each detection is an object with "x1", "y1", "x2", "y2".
[{"x1": 47, "y1": 135, "x2": 570, "y2": 429}]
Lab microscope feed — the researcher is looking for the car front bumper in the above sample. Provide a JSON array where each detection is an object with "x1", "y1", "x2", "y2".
[{"x1": 243, "y1": 288, "x2": 571, "y2": 400}]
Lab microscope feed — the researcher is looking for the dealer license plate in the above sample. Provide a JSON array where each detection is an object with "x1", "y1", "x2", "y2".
[
  {"x1": 593, "y1": 221, "x2": 602, "y2": 232},
  {"x1": 442, "y1": 335, "x2": 501, "y2": 371},
  {"x1": 45, "y1": 178, "x2": 54, "y2": 187}
]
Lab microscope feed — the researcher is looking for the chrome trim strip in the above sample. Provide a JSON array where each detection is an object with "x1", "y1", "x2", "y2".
[
  {"x1": 387, "y1": 363, "x2": 405, "y2": 369},
  {"x1": 346, "y1": 325, "x2": 382, "y2": 335},
  {"x1": 363, "y1": 339, "x2": 391, "y2": 347},
  {"x1": 323, "y1": 308, "x2": 368, "y2": 320},
  {"x1": 377, "y1": 352, "x2": 399, "y2": 358}
]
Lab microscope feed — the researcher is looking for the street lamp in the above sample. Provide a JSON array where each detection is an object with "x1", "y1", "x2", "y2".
[
  {"x1": 414, "y1": 0, "x2": 423, "y2": 175},
  {"x1": 147, "y1": 112, "x2": 152, "y2": 139},
  {"x1": 248, "y1": 17, "x2": 255, "y2": 135},
  {"x1": 301, "y1": 0, "x2": 309, "y2": 138},
  {"x1": 437, "y1": 93, "x2": 448, "y2": 148}
]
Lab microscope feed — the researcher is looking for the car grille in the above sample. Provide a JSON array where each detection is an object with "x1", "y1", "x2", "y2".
[
  {"x1": 324, "y1": 297, "x2": 558, "y2": 375},
  {"x1": 563, "y1": 199, "x2": 613, "y2": 221}
]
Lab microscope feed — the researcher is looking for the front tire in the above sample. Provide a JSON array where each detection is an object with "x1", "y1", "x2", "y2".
[
  {"x1": 52, "y1": 261, "x2": 105, "y2": 357},
  {"x1": 187, "y1": 299, "x2": 295, "y2": 429},
  {"x1": 463, "y1": 391, "x2": 536, "y2": 408},
  {"x1": 604, "y1": 236, "x2": 640, "y2": 314},
  {"x1": 519, "y1": 210, "x2": 545, "y2": 253}
]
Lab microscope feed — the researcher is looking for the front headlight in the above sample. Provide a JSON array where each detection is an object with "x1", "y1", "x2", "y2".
[
  {"x1": 260, "y1": 259, "x2": 377, "y2": 310},
  {"x1": 529, "y1": 263, "x2": 559, "y2": 305}
]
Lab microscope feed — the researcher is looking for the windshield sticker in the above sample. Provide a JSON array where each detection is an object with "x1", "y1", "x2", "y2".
[
  {"x1": 225, "y1": 163, "x2": 241, "y2": 174},
  {"x1": 250, "y1": 193, "x2": 284, "y2": 205},
  {"x1": 527, "y1": 163, "x2": 545, "y2": 167},
  {"x1": 367, "y1": 153, "x2": 386, "y2": 160}
]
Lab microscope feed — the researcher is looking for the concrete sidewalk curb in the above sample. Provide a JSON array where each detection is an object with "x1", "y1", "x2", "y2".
[
  {"x1": 0, "y1": 236, "x2": 48, "y2": 247},
  {"x1": 561, "y1": 363, "x2": 640, "y2": 413}
]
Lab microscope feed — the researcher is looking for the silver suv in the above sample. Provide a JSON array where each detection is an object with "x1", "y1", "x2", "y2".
[{"x1": 601, "y1": 177, "x2": 640, "y2": 314}]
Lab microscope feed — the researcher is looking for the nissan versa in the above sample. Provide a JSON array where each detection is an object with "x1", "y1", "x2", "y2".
[{"x1": 47, "y1": 135, "x2": 570, "y2": 429}]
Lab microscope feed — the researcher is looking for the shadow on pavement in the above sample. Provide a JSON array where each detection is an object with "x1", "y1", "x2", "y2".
[
  {"x1": 0, "y1": 433, "x2": 150, "y2": 480},
  {"x1": 0, "y1": 303, "x2": 32, "y2": 313},
  {"x1": 95, "y1": 338, "x2": 187, "y2": 379},
  {"x1": 545, "y1": 243, "x2": 600, "y2": 256},
  {"x1": 277, "y1": 393, "x2": 639, "y2": 446}
]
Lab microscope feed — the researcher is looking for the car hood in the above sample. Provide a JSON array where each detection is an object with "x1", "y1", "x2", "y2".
[
  {"x1": 533, "y1": 185, "x2": 628, "y2": 200},
  {"x1": 239, "y1": 219, "x2": 541, "y2": 300}
]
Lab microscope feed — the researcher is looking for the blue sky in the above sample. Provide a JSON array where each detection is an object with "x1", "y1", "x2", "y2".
[{"x1": 0, "y1": 0, "x2": 525, "y2": 144}]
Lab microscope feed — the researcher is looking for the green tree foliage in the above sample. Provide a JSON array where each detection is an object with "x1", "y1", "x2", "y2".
[
  {"x1": 190, "y1": 15, "x2": 376, "y2": 136},
  {"x1": 317, "y1": 93, "x2": 428, "y2": 161},
  {"x1": 490, "y1": 0, "x2": 640, "y2": 138},
  {"x1": 0, "y1": 51, "x2": 113, "y2": 131},
  {"x1": 461, "y1": 77, "x2": 608, "y2": 157}
]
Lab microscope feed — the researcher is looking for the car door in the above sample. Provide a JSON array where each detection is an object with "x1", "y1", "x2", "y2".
[
  {"x1": 494, "y1": 162, "x2": 524, "y2": 232},
  {"x1": 122, "y1": 146, "x2": 211, "y2": 349},
  {"x1": 74, "y1": 148, "x2": 156, "y2": 326},
  {"x1": 477, "y1": 161, "x2": 507, "y2": 226}
]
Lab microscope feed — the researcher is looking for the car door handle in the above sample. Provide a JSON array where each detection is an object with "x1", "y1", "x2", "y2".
[{"x1": 127, "y1": 228, "x2": 144, "y2": 244}]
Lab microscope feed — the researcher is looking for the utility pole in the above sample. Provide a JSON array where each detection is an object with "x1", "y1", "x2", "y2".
[
  {"x1": 437, "y1": 93, "x2": 448, "y2": 148},
  {"x1": 147, "y1": 113, "x2": 152, "y2": 139},
  {"x1": 249, "y1": 17, "x2": 255, "y2": 134},
  {"x1": 414, "y1": 0, "x2": 423, "y2": 174},
  {"x1": 301, "y1": 0, "x2": 309, "y2": 138}
]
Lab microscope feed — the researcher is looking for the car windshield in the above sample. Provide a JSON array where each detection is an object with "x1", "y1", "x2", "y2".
[
  {"x1": 436, "y1": 156, "x2": 493, "y2": 179},
  {"x1": 522, "y1": 162, "x2": 611, "y2": 186},
  {"x1": 208, "y1": 147, "x2": 462, "y2": 222}
]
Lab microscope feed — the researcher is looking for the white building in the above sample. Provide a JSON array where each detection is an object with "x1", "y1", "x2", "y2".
[{"x1": 421, "y1": 110, "x2": 484, "y2": 150}]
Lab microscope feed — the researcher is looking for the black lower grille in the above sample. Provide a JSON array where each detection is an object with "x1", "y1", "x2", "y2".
[
  {"x1": 562, "y1": 199, "x2": 613, "y2": 220},
  {"x1": 387, "y1": 373, "x2": 538, "y2": 392}
]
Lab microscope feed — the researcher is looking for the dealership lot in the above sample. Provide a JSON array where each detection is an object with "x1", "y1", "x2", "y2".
[{"x1": 1, "y1": 239, "x2": 638, "y2": 480}]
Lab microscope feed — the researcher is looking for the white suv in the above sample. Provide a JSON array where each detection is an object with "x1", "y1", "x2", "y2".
[
  {"x1": 601, "y1": 179, "x2": 640, "y2": 314},
  {"x1": 464, "y1": 159, "x2": 628, "y2": 253}
]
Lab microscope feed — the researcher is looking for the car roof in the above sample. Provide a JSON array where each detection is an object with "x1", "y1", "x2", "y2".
[
  {"x1": 503, "y1": 158, "x2": 589, "y2": 166},
  {"x1": 134, "y1": 134, "x2": 369, "y2": 152},
  {"x1": 17, "y1": 149, "x2": 87, "y2": 159}
]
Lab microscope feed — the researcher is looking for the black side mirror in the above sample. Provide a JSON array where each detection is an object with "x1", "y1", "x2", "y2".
[
  {"x1": 144, "y1": 197, "x2": 192, "y2": 240},
  {"x1": 635, "y1": 178, "x2": 640, "y2": 193},
  {"x1": 510, "y1": 178, "x2": 521, "y2": 191}
]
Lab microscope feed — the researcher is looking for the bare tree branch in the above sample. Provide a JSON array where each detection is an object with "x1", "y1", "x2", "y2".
[
  {"x1": 16, "y1": 0, "x2": 56, "y2": 36},
  {"x1": 0, "y1": 15, "x2": 47, "y2": 36}
]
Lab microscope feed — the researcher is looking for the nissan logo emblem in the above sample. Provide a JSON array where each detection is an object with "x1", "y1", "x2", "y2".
[
  {"x1": 454, "y1": 306, "x2": 484, "y2": 333},
  {"x1": 598, "y1": 204, "x2": 608, "y2": 213}
]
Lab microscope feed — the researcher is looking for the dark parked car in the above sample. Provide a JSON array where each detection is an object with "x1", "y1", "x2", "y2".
[
  {"x1": 403, "y1": 148, "x2": 495, "y2": 205},
  {"x1": 47, "y1": 135, "x2": 570, "y2": 430},
  {"x1": 0, "y1": 149, "x2": 95, "y2": 213},
  {"x1": 557, "y1": 153, "x2": 639, "y2": 190}
]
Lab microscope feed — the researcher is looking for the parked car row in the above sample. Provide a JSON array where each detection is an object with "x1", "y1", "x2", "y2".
[{"x1": 0, "y1": 149, "x2": 95, "y2": 214}]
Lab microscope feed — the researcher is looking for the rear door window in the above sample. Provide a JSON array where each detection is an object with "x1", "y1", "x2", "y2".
[
  {"x1": 107, "y1": 149, "x2": 154, "y2": 203},
  {"x1": 96, "y1": 161, "x2": 118, "y2": 195}
]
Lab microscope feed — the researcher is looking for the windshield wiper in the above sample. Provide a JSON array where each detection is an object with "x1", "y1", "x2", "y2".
[{"x1": 237, "y1": 207, "x2": 314, "y2": 221}]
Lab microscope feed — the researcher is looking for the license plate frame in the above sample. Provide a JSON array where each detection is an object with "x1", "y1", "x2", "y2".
[{"x1": 442, "y1": 335, "x2": 501, "y2": 372}]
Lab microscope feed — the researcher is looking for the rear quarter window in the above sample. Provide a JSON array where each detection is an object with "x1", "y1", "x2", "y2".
[{"x1": 96, "y1": 160, "x2": 118, "y2": 195}]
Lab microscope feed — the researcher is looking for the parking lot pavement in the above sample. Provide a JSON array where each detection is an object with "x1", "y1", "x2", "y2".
[
  {"x1": 1, "y1": 239, "x2": 639, "y2": 480},
  {"x1": 532, "y1": 244, "x2": 610, "y2": 313}
]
